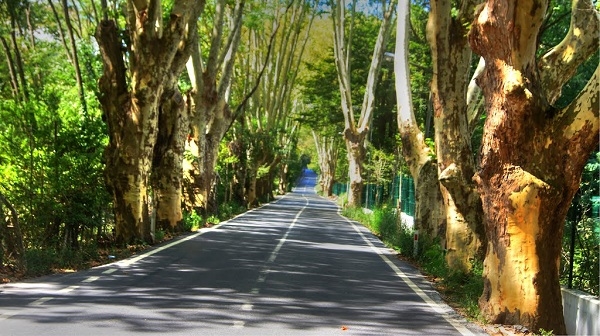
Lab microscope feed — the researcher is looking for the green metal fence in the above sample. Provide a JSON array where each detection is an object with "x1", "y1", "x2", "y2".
[{"x1": 332, "y1": 175, "x2": 416, "y2": 216}]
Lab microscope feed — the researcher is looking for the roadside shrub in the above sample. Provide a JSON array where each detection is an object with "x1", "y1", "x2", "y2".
[
  {"x1": 25, "y1": 248, "x2": 58, "y2": 276},
  {"x1": 183, "y1": 210, "x2": 202, "y2": 231}
]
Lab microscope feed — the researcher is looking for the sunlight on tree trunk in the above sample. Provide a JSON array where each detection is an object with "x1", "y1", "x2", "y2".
[
  {"x1": 96, "y1": 0, "x2": 205, "y2": 244},
  {"x1": 427, "y1": 0, "x2": 484, "y2": 273},
  {"x1": 395, "y1": 0, "x2": 445, "y2": 241},
  {"x1": 469, "y1": 0, "x2": 599, "y2": 332},
  {"x1": 331, "y1": 0, "x2": 397, "y2": 207}
]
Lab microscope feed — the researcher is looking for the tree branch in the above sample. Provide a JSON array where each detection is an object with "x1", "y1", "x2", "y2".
[
  {"x1": 557, "y1": 62, "x2": 599, "y2": 147},
  {"x1": 538, "y1": 0, "x2": 600, "y2": 104}
]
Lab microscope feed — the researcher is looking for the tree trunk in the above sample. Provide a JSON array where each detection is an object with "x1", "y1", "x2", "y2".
[
  {"x1": 278, "y1": 162, "x2": 288, "y2": 195},
  {"x1": 312, "y1": 131, "x2": 338, "y2": 197},
  {"x1": 0, "y1": 192, "x2": 25, "y2": 271},
  {"x1": 469, "y1": 0, "x2": 599, "y2": 332},
  {"x1": 152, "y1": 84, "x2": 188, "y2": 232},
  {"x1": 344, "y1": 130, "x2": 366, "y2": 206},
  {"x1": 96, "y1": 1, "x2": 204, "y2": 244},
  {"x1": 427, "y1": 0, "x2": 484, "y2": 272},
  {"x1": 61, "y1": 0, "x2": 87, "y2": 113},
  {"x1": 395, "y1": 0, "x2": 445, "y2": 243},
  {"x1": 331, "y1": 0, "x2": 396, "y2": 208}
]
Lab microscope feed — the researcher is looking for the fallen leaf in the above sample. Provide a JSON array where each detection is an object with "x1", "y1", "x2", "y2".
[{"x1": 340, "y1": 326, "x2": 348, "y2": 331}]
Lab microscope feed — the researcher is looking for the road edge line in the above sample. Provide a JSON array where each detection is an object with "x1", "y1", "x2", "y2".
[{"x1": 341, "y1": 213, "x2": 474, "y2": 336}]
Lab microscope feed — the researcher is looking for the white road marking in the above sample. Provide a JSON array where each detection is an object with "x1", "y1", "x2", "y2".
[
  {"x1": 241, "y1": 303, "x2": 253, "y2": 311},
  {"x1": 250, "y1": 195, "x2": 309, "y2": 294},
  {"x1": 343, "y1": 214, "x2": 474, "y2": 336},
  {"x1": 102, "y1": 268, "x2": 117, "y2": 274},
  {"x1": 233, "y1": 320, "x2": 245, "y2": 328},
  {"x1": 82, "y1": 276, "x2": 99, "y2": 283},
  {"x1": 30, "y1": 297, "x2": 53, "y2": 306},
  {"x1": 0, "y1": 310, "x2": 19, "y2": 320},
  {"x1": 58, "y1": 285, "x2": 79, "y2": 293}
]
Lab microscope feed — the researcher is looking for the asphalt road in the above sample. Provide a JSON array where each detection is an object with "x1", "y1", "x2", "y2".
[{"x1": 0, "y1": 169, "x2": 486, "y2": 335}]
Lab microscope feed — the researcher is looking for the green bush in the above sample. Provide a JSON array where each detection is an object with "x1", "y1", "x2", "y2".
[
  {"x1": 25, "y1": 248, "x2": 58, "y2": 276},
  {"x1": 154, "y1": 229, "x2": 165, "y2": 242},
  {"x1": 183, "y1": 210, "x2": 203, "y2": 231}
]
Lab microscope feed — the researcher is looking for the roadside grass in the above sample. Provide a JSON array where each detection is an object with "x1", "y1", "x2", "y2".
[{"x1": 341, "y1": 201, "x2": 486, "y2": 325}]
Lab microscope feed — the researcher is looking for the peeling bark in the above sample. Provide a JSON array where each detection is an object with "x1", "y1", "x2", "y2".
[
  {"x1": 469, "y1": 0, "x2": 599, "y2": 332},
  {"x1": 96, "y1": 0, "x2": 205, "y2": 244},
  {"x1": 427, "y1": 0, "x2": 484, "y2": 272}
]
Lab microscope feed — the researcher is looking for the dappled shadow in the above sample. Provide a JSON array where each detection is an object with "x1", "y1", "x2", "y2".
[{"x1": 0, "y1": 170, "x2": 484, "y2": 335}]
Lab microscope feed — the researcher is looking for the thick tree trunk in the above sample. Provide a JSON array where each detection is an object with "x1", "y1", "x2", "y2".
[
  {"x1": 96, "y1": 1, "x2": 204, "y2": 244},
  {"x1": 427, "y1": 0, "x2": 484, "y2": 272},
  {"x1": 278, "y1": 163, "x2": 288, "y2": 195},
  {"x1": 414, "y1": 161, "x2": 446, "y2": 241},
  {"x1": 246, "y1": 168, "x2": 258, "y2": 208},
  {"x1": 469, "y1": 1, "x2": 599, "y2": 332},
  {"x1": 152, "y1": 85, "x2": 188, "y2": 232}
]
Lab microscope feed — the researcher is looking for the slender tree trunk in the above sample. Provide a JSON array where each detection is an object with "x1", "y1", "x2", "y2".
[
  {"x1": 331, "y1": 0, "x2": 396, "y2": 207},
  {"x1": 61, "y1": 0, "x2": 87, "y2": 113},
  {"x1": 395, "y1": 0, "x2": 445, "y2": 242},
  {"x1": 427, "y1": 0, "x2": 484, "y2": 272},
  {"x1": 469, "y1": 0, "x2": 599, "y2": 332},
  {"x1": 0, "y1": 36, "x2": 20, "y2": 100},
  {"x1": 0, "y1": 192, "x2": 25, "y2": 270}
]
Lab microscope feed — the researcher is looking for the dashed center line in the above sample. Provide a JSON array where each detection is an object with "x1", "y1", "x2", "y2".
[
  {"x1": 232, "y1": 320, "x2": 245, "y2": 328},
  {"x1": 58, "y1": 285, "x2": 79, "y2": 293},
  {"x1": 82, "y1": 276, "x2": 99, "y2": 283},
  {"x1": 102, "y1": 268, "x2": 117, "y2": 274},
  {"x1": 30, "y1": 297, "x2": 53, "y2": 306}
]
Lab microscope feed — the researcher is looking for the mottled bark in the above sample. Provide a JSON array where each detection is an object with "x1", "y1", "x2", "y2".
[
  {"x1": 152, "y1": 85, "x2": 188, "y2": 232},
  {"x1": 427, "y1": 0, "x2": 484, "y2": 272},
  {"x1": 96, "y1": 0, "x2": 205, "y2": 244},
  {"x1": 183, "y1": 0, "x2": 243, "y2": 213},
  {"x1": 469, "y1": 0, "x2": 599, "y2": 332}
]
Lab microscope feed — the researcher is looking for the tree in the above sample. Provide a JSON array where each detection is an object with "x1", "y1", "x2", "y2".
[
  {"x1": 427, "y1": 0, "x2": 484, "y2": 272},
  {"x1": 183, "y1": 0, "x2": 245, "y2": 214},
  {"x1": 330, "y1": 0, "x2": 397, "y2": 207},
  {"x1": 395, "y1": 0, "x2": 445, "y2": 241},
  {"x1": 237, "y1": 0, "x2": 315, "y2": 207},
  {"x1": 469, "y1": 0, "x2": 599, "y2": 332},
  {"x1": 95, "y1": 0, "x2": 205, "y2": 244}
]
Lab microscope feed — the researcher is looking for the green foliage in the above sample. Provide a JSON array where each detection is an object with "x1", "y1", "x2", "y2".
[
  {"x1": 536, "y1": 328, "x2": 555, "y2": 336},
  {"x1": 561, "y1": 153, "x2": 600, "y2": 295},
  {"x1": 182, "y1": 210, "x2": 203, "y2": 232},
  {"x1": 154, "y1": 229, "x2": 165, "y2": 242},
  {"x1": 206, "y1": 215, "x2": 220, "y2": 225}
]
